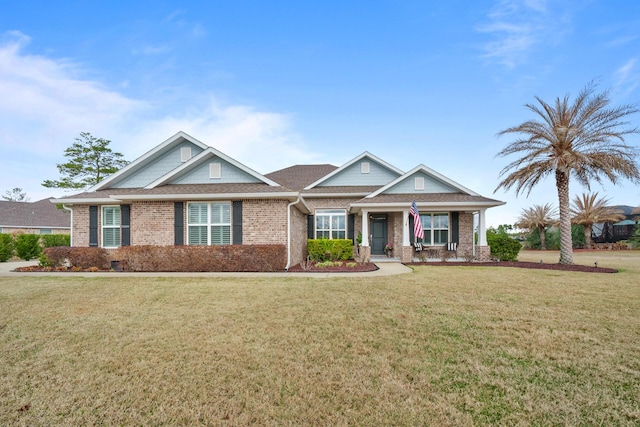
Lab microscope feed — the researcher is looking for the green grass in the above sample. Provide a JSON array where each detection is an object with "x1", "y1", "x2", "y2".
[{"x1": 1, "y1": 251, "x2": 639, "y2": 425}]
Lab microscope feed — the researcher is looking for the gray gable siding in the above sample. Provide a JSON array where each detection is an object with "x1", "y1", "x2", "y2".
[
  {"x1": 319, "y1": 159, "x2": 399, "y2": 186},
  {"x1": 385, "y1": 172, "x2": 458, "y2": 194},
  {"x1": 112, "y1": 142, "x2": 205, "y2": 188},
  {"x1": 172, "y1": 156, "x2": 262, "y2": 184}
]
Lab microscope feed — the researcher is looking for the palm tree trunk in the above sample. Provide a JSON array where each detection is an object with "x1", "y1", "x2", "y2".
[
  {"x1": 538, "y1": 225, "x2": 546, "y2": 250},
  {"x1": 556, "y1": 170, "x2": 574, "y2": 264},
  {"x1": 584, "y1": 224, "x2": 593, "y2": 249}
]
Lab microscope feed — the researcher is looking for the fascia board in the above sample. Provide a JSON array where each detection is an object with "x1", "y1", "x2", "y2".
[
  {"x1": 146, "y1": 147, "x2": 280, "y2": 188},
  {"x1": 52, "y1": 198, "x2": 117, "y2": 204},
  {"x1": 89, "y1": 131, "x2": 209, "y2": 192},
  {"x1": 350, "y1": 200, "x2": 506, "y2": 210},
  {"x1": 301, "y1": 192, "x2": 372, "y2": 198},
  {"x1": 113, "y1": 192, "x2": 301, "y2": 201},
  {"x1": 367, "y1": 164, "x2": 480, "y2": 198},
  {"x1": 303, "y1": 151, "x2": 404, "y2": 190}
]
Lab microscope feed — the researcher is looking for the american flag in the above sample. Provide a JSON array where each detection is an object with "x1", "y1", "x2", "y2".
[{"x1": 410, "y1": 200, "x2": 424, "y2": 240}]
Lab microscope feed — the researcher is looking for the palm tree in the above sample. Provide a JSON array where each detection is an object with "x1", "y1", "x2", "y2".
[
  {"x1": 571, "y1": 192, "x2": 625, "y2": 249},
  {"x1": 515, "y1": 203, "x2": 558, "y2": 250},
  {"x1": 495, "y1": 83, "x2": 640, "y2": 264}
]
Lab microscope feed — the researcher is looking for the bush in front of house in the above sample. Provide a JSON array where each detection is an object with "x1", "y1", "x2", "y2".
[
  {"x1": 15, "y1": 234, "x2": 42, "y2": 261},
  {"x1": 0, "y1": 234, "x2": 14, "y2": 262},
  {"x1": 41, "y1": 234, "x2": 71, "y2": 248},
  {"x1": 114, "y1": 245, "x2": 287, "y2": 272},
  {"x1": 42, "y1": 246, "x2": 111, "y2": 270},
  {"x1": 307, "y1": 239, "x2": 353, "y2": 261},
  {"x1": 487, "y1": 228, "x2": 521, "y2": 261}
]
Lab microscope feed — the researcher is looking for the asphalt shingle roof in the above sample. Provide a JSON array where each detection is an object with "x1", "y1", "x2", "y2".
[
  {"x1": 265, "y1": 164, "x2": 338, "y2": 191},
  {"x1": 0, "y1": 198, "x2": 71, "y2": 228}
]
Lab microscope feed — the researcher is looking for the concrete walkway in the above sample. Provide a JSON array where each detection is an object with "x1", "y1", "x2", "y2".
[{"x1": 0, "y1": 260, "x2": 413, "y2": 278}]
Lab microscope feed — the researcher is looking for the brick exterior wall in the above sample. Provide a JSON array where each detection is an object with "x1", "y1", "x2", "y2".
[
  {"x1": 242, "y1": 199, "x2": 288, "y2": 244},
  {"x1": 73, "y1": 205, "x2": 90, "y2": 247},
  {"x1": 131, "y1": 201, "x2": 174, "y2": 246}
]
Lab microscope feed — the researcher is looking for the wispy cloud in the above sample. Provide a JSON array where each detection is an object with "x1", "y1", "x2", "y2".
[
  {"x1": 476, "y1": 0, "x2": 561, "y2": 69},
  {"x1": 0, "y1": 31, "x2": 316, "y2": 200},
  {"x1": 613, "y1": 58, "x2": 639, "y2": 97}
]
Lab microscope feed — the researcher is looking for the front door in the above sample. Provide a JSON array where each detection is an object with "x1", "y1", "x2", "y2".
[{"x1": 370, "y1": 215, "x2": 388, "y2": 255}]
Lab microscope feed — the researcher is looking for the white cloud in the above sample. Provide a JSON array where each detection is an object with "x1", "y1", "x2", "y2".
[
  {"x1": 614, "y1": 58, "x2": 639, "y2": 96},
  {"x1": 476, "y1": 0, "x2": 559, "y2": 68},
  {"x1": 0, "y1": 31, "x2": 317, "y2": 201}
]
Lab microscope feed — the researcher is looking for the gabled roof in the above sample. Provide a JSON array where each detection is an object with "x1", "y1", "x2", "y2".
[
  {"x1": 367, "y1": 164, "x2": 480, "y2": 198},
  {"x1": 304, "y1": 152, "x2": 404, "y2": 190},
  {"x1": 0, "y1": 199, "x2": 70, "y2": 228},
  {"x1": 89, "y1": 131, "x2": 210, "y2": 191},
  {"x1": 145, "y1": 147, "x2": 280, "y2": 188},
  {"x1": 266, "y1": 164, "x2": 338, "y2": 191}
]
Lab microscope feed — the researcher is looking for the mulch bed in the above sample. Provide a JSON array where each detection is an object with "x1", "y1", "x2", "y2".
[
  {"x1": 287, "y1": 262, "x2": 379, "y2": 273},
  {"x1": 407, "y1": 261, "x2": 617, "y2": 273}
]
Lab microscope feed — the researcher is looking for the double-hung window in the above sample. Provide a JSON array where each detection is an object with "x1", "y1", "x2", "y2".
[
  {"x1": 102, "y1": 206, "x2": 121, "y2": 247},
  {"x1": 315, "y1": 209, "x2": 346, "y2": 239},
  {"x1": 188, "y1": 202, "x2": 231, "y2": 245},
  {"x1": 420, "y1": 213, "x2": 449, "y2": 245}
]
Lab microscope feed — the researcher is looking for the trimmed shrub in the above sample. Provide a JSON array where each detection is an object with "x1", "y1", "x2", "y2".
[
  {"x1": 15, "y1": 234, "x2": 42, "y2": 261},
  {"x1": 307, "y1": 239, "x2": 353, "y2": 261},
  {"x1": 42, "y1": 247, "x2": 111, "y2": 270},
  {"x1": 41, "y1": 234, "x2": 71, "y2": 248},
  {"x1": 0, "y1": 234, "x2": 14, "y2": 262},
  {"x1": 487, "y1": 231, "x2": 521, "y2": 261},
  {"x1": 114, "y1": 245, "x2": 287, "y2": 272}
]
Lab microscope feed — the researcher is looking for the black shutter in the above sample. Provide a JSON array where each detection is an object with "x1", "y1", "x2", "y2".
[
  {"x1": 232, "y1": 201, "x2": 242, "y2": 244},
  {"x1": 121, "y1": 205, "x2": 131, "y2": 246},
  {"x1": 307, "y1": 215, "x2": 314, "y2": 239},
  {"x1": 89, "y1": 206, "x2": 98, "y2": 247},
  {"x1": 348, "y1": 214, "x2": 355, "y2": 243},
  {"x1": 174, "y1": 202, "x2": 184, "y2": 245},
  {"x1": 451, "y1": 212, "x2": 459, "y2": 244}
]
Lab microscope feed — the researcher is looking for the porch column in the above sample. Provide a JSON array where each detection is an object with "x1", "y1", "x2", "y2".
[
  {"x1": 361, "y1": 210, "x2": 369, "y2": 246},
  {"x1": 402, "y1": 209, "x2": 410, "y2": 246},
  {"x1": 478, "y1": 209, "x2": 487, "y2": 246}
]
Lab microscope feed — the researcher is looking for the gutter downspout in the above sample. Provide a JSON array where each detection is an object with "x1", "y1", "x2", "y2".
[
  {"x1": 285, "y1": 196, "x2": 302, "y2": 271},
  {"x1": 62, "y1": 204, "x2": 73, "y2": 246}
]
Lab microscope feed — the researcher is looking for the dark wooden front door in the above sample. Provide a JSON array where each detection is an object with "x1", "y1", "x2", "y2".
[{"x1": 370, "y1": 215, "x2": 388, "y2": 255}]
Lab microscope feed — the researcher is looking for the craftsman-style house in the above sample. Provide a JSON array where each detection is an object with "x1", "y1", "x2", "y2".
[{"x1": 54, "y1": 131, "x2": 504, "y2": 268}]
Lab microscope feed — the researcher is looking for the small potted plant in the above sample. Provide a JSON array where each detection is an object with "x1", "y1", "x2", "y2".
[{"x1": 384, "y1": 243, "x2": 394, "y2": 257}]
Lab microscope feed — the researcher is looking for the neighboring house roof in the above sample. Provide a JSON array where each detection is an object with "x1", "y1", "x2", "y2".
[{"x1": 0, "y1": 198, "x2": 70, "y2": 229}]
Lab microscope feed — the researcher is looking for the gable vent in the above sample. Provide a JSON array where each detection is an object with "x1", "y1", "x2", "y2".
[
  {"x1": 210, "y1": 162, "x2": 221, "y2": 179},
  {"x1": 181, "y1": 147, "x2": 192, "y2": 162},
  {"x1": 415, "y1": 177, "x2": 425, "y2": 191},
  {"x1": 361, "y1": 161, "x2": 370, "y2": 174}
]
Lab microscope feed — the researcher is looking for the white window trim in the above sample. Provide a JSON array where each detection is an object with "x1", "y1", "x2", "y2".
[
  {"x1": 187, "y1": 201, "x2": 231, "y2": 245},
  {"x1": 420, "y1": 212, "x2": 450, "y2": 245},
  {"x1": 315, "y1": 209, "x2": 347, "y2": 239},
  {"x1": 102, "y1": 205, "x2": 121, "y2": 248}
]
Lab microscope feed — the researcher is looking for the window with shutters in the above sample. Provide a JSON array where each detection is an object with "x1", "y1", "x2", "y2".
[
  {"x1": 419, "y1": 213, "x2": 449, "y2": 245},
  {"x1": 315, "y1": 209, "x2": 346, "y2": 239},
  {"x1": 187, "y1": 202, "x2": 231, "y2": 245},
  {"x1": 102, "y1": 206, "x2": 121, "y2": 247}
]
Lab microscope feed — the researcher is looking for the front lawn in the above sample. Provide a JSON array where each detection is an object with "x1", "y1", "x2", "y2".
[{"x1": 1, "y1": 252, "x2": 639, "y2": 425}]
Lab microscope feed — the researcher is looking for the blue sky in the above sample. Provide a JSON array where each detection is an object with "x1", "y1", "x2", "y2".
[{"x1": 1, "y1": 0, "x2": 639, "y2": 226}]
